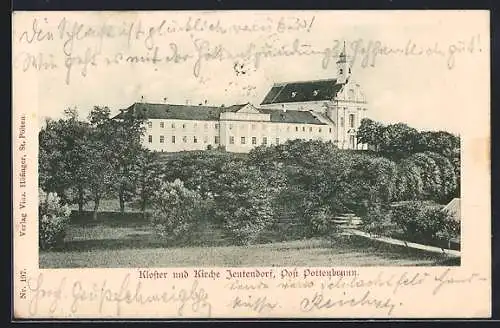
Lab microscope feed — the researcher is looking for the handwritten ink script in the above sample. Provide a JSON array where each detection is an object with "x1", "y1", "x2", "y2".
[
  {"x1": 28, "y1": 273, "x2": 212, "y2": 317},
  {"x1": 20, "y1": 268, "x2": 488, "y2": 317},
  {"x1": 13, "y1": 15, "x2": 484, "y2": 85}
]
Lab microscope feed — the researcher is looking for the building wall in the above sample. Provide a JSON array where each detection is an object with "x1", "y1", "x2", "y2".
[
  {"x1": 142, "y1": 119, "x2": 220, "y2": 152},
  {"x1": 260, "y1": 80, "x2": 369, "y2": 150},
  {"x1": 142, "y1": 118, "x2": 333, "y2": 153}
]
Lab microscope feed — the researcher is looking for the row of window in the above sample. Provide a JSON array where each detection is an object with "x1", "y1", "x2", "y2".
[
  {"x1": 147, "y1": 135, "x2": 327, "y2": 145},
  {"x1": 147, "y1": 121, "x2": 338, "y2": 133},
  {"x1": 149, "y1": 135, "x2": 220, "y2": 144},
  {"x1": 229, "y1": 136, "x2": 281, "y2": 145}
]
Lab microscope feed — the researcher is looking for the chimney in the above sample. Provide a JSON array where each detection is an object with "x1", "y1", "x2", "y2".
[
  {"x1": 141, "y1": 96, "x2": 144, "y2": 102},
  {"x1": 185, "y1": 100, "x2": 190, "y2": 105},
  {"x1": 204, "y1": 99, "x2": 208, "y2": 105},
  {"x1": 163, "y1": 97, "x2": 168, "y2": 103}
]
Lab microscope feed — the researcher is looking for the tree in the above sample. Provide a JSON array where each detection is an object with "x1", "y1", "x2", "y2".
[
  {"x1": 379, "y1": 123, "x2": 420, "y2": 158},
  {"x1": 402, "y1": 152, "x2": 457, "y2": 203},
  {"x1": 416, "y1": 131, "x2": 460, "y2": 158},
  {"x1": 391, "y1": 202, "x2": 455, "y2": 243},
  {"x1": 39, "y1": 113, "x2": 92, "y2": 210},
  {"x1": 108, "y1": 112, "x2": 146, "y2": 213},
  {"x1": 86, "y1": 106, "x2": 147, "y2": 215},
  {"x1": 356, "y1": 118, "x2": 385, "y2": 150},
  {"x1": 135, "y1": 150, "x2": 163, "y2": 217},
  {"x1": 150, "y1": 179, "x2": 206, "y2": 243},
  {"x1": 212, "y1": 161, "x2": 275, "y2": 245},
  {"x1": 86, "y1": 107, "x2": 116, "y2": 219},
  {"x1": 394, "y1": 159, "x2": 424, "y2": 201}
]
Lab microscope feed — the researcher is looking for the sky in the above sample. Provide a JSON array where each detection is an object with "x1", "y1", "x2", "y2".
[{"x1": 12, "y1": 10, "x2": 490, "y2": 135}]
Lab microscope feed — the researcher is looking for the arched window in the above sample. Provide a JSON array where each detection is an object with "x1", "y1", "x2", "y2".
[{"x1": 349, "y1": 114, "x2": 355, "y2": 128}]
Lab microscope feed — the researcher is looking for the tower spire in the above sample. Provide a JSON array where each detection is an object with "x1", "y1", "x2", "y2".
[{"x1": 336, "y1": 40, "x2": 350, "y2": 84}]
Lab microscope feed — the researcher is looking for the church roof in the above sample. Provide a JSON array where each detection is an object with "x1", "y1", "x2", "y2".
[
  {"x1": 114, "y1": 102, "x2": 326, "y2": 125},
  {"x1": 260, "y1": 79, "x2": 344, "y2": 105}
]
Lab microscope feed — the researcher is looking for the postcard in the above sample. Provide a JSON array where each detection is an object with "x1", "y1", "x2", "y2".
[{"x1": 12, "y1": 10, "x2": 491, "y2": 318}]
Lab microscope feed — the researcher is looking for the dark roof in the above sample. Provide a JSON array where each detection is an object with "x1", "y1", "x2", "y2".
[
  {"x1": 260, "y1": 108, "x2": 326, "y2": 125},
  {"x1": 260, "y1": 79, "x2": 344, "y2": 105},
  {"x1": 113, "y1": 103, "x2": 246, "y2": 121},
  {"x1": 114, "y1": 102, "x2": 326, "y2": 125}
]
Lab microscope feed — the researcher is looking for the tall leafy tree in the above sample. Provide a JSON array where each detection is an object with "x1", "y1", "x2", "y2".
[
  {"x1": 86, "y1": 107, "x2": 117, "y2": 219},
  {"x1": 135, "y1": 150, "x2": 163, "y2": 217},
  {"x1": 39, "y1": 111, "x2": 92, "y2": 210},
  {"x1": 356, "y1": 118, "x2": 385, "y2": 150}
]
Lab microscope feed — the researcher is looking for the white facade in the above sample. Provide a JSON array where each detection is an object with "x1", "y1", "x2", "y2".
[
  {"x1": 132, "y1": 45, "x2": 368, "y2": 153},
  {"x1": 141, "y1": 104, "x2": 332, "y2": 153}
]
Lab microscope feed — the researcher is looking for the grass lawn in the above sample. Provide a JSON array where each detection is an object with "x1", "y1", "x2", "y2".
[{"x1": 39, "y1": 216, "x2": 459, "y2": 268}]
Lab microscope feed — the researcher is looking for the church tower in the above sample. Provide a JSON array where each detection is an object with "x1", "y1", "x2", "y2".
[{"x1": 336, "y1": 42, "x2": 351, "y2": 84}]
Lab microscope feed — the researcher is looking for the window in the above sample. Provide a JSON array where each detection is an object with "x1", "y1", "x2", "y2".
[
  {"x1": 182, "y1": 136, "x2": 187, "y2": 143},
  {"x1": 302, "y1": 127, "x2": 305, "y2": 132},
  {"x1": 182, "y1": 124, "x2": 186, "y2": 129},
  {"x1": 148, "y1": 122, "x2": 152, "y2": 128},
  {"x1": 229, "y1": 124, "x2": 233, "y2": 130},
  {"x1": 204, "y1": 136, "x2": 208, "y2": 143},
  {"x1": 172, "y1": 136, "x2": 176, "y2": 143},
  {"x1": 215, "y1": 136, "x2": 220, "y2": 144},
  {"x1": 340, "y1": 117, "x2": 344, "y2": 127},
  {"x1": 339, "y1": 68, "x2": 343, "y2": 75},
  {"x1": 252, "y1": 137, "x2": 257, "y2": 145},
  {"x1": 276, "y1": 138, "x2": 280, "y2": 144},
  {"x1": 160, "y1": 122, "x2": 164, "y2": 128},
  {"x1": 204, "y1": 123, "x2": 208, "y2": 130},
  {"x1": 230, "y1": 136, "x2": 235, "y2": 144},
  {"x1": 295, "y1": 126, "x2": 299, "y2": 132},
  {"x1": 309, "y1": 127, "x2": 313, "y2": 132},
  {"x1": 148, "y1": 135, "x2": 152, "y2": 143},
  {"x1": 160, "y1": 136, "x2": 164, "y2": 143},
  {"x1": 349, "y1": 135, "x2": 356, "y2": 149},
  {"x1": 241, "y1": 137, "x2": 246, "y2": 144},
  {"x1": 349, "y1": 114, "x2": 355, "y2": 128},
  {"x1": 262, "y1": 137, "x2": 267, "y2": 145},
  {"x1": 319, "y1": 128, "x2": 322, "y2": 133},
  {"x1": 171, "y1": 123, "x2": 176, "y2": 129},
  {"x1": 349, "y1": 67, "x2": 351, "y2": 74},
  {"x1": 329, "y1": 128, "x2": 332, "y2": 133},
  {"x1": 215, "y1": 123, "x2": 219, "y2": 129},
  {"x1": 287, "y1": 126, "x2": 290, "y2": 132},
  {"x1": 193, "y1": 136, "x2": 198, "y2": 143}
]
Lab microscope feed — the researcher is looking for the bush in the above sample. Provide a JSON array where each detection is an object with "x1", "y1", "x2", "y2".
[
  {"x1": 361, "y1": 203, "x2": 395, "y2": 237},
  {"x1": 150, "y1": 179, "x2": 206, "y2": 243},
  {"x1": 307, "y1": 207, "x2": 332, "y2": 236},
  {"x1": 391, "y1": 202, "x2": 455, "y2": 243},
  {"x1": 39, "y1": 189, "x2": 71, "y2": 250},
  {"x1": 213, "y1": 162, "x2": 275, "y2": 245}
]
